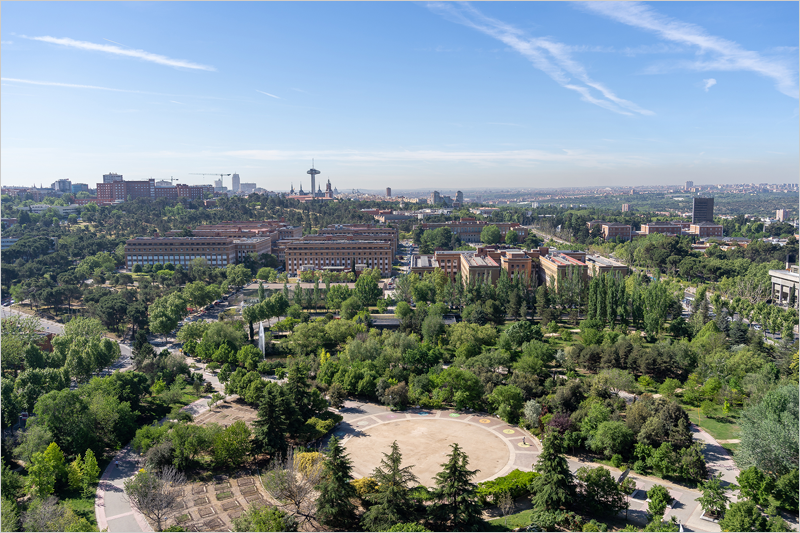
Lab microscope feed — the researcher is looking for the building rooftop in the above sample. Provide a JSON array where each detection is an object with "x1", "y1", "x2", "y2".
[
  {"x1": 463, "y1": 254, "x2": 499, "y2": 268},
  {"x1": 585, "y1": 255, "x2": 627, "y2": 268},
  {"x1": 411, "y1": 255, "x2": 438, "y2": 269}
]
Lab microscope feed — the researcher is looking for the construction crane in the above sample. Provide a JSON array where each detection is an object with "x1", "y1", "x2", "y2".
[{"x1": 189, "y1": 173, "x2": 231, "y2": 187}]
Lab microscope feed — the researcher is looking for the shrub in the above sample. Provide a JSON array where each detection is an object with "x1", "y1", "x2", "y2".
[
  {"x1": 476, "y1": 469, "x2": 539, "y2": 504},
  {"x1": 351, "y1": 477, "x2": 379, "y2": 499},
  {"x1": 611, "y1": 454, "x2": 623, "y2": 468}
]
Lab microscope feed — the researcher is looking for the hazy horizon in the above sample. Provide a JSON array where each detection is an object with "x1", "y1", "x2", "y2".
[{"x1": 2, "y1": 2, "x2": 798, "y2": 189}]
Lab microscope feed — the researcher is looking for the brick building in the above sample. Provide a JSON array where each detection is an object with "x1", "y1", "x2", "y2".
[
  {"x1": 98, "y1": 178, "x2": 212, "y2": 202},
  {"x1": 414, "y1": 218, "x2": 528, "y2": 243},
  {"x1": 284, "y1": 240, "x2": 393, "y2": 276}
]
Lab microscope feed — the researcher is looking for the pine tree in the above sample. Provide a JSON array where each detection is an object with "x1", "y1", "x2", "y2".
[
  {"x1": 361, "y1": 441, "x2": 419, "y2": 531},
  {"x1": 530, "y1": 431, "x2": 575, "y2": 512},
  {"x1": 253, "y1": 382, "x2": 301, "y2": 458},
  {"x1": 428, "y1": 443, "x2": 484, "y2": 531},
  {"x1": 315, "y1": 437, "x2": 359, "y2": 530}
]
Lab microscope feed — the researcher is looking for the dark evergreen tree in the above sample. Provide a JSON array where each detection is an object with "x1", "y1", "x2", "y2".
[
  {"x1": 361, "y1": 441, "x2": 419, "y2": 531},
  {"x1": 252, "y1": 382, "x2": 301, "y2": 458},
  {"x1": 315, "y1": 437, "x2": 359, "y2": 531},
  {"x1": 428, "y1": 443, "x2": 484, "y2": 531},
  {"x1": 530, "y1": 431, "x2": 576, "y2": 512}
]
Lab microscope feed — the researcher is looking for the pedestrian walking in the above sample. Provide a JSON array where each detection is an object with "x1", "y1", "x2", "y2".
[{"x1": 522, "y1": 437, "x2": 527, "y2": 445}]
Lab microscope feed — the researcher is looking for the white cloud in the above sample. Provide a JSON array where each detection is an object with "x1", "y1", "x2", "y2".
[
  {"x1": 703, "y1": 78, "x2": 717, "y2": 92},
  {"x1": 427, "y1": 2, "x2": 653, "y2": 116},
  {"x1": 256, "y1": 90, "x2": 281, "y2": 99},
  {"x1": 1, "y1": 40, "x2": 13, "y2": 45},
  {"x1": 578, "y1": 2, "x2": 798, "y2": 98},
  {"x1": 0, "y1": 77, "x2": 144, "y2": 93},
  {"x1": 170, "y1": 100, "x2": 185, "y2": 105},
  {"x1": 25, "y1": 35, "x2": 216, "y2": 71}
]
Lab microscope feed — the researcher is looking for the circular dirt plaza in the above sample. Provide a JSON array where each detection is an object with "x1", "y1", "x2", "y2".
[{"x1": 339, "y1": 409, "x2": 539, "y2": 487}]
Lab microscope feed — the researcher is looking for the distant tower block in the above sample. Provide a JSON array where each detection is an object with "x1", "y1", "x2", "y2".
[
  {"x1": 307, "y1": 161, "x2": 321, "y2": 198},
  {"x1": 386, "y1": 187, "x2": 392, "y2": 197}
]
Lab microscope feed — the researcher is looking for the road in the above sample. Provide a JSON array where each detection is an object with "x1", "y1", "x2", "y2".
[
  {"x1": 525, "y1": 226, "x2": 571, "y2": 246},
  {"x1": 1, "y1": 307, "x2": 65, "y2": 334}
]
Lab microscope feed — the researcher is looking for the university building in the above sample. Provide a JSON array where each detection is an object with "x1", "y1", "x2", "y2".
[
  {"x1": 124, "y1": 236, "x2": 271, "y2": 269},
  {"x1": 98, "y1": 178, "x2": 212, "y2": 202},
  {"x1": 284, "y1": 239, "x2": 393, "y2": 276},
  {"x1": 413, "y1": 218, "x2": 528, "y2": 243},
  {"x1": 410, "y1": 246, "x2": 544, "y2": 286}
]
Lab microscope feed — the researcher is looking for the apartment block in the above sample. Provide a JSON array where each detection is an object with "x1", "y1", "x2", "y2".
[
  {"x1": 414, "y1": 218, "x2": 528, "y2": 243},
  {"x1": 284, "y1": 240, "x2": 392, "y2": 276},
  {"x1": 98, "y1": 178, "x2": 212, "y2": 202},
  {"x1": 776, "y1": 209, "x2": 790, "y2": 222}
]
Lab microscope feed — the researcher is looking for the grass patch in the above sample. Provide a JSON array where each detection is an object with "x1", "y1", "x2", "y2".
[
  {"x1": 486, "y1": 509, "x2": 536, "y2": 531},
  {"x1": 721, "y1": 443, "x2": 740, "y2": 455},
  {"x1": 215, "y1": 491, "x2": 233, "y2": 501},
  {"x1": 176, "y1": 513, "x2": 191, "y2": 523},
  {"x1": 685, "y1": 406, "x2": 741, "y2": 442},
  {"x1": 58, "y1": 488, "x2": 98, "y2": 528}
]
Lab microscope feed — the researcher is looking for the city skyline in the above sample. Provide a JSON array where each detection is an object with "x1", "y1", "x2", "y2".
[{"x1": 2, "y1": 1, "x2": 798, "y2": 189}]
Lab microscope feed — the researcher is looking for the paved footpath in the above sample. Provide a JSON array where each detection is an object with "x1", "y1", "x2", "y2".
[{"x1": 95, "y1": 389, "x2": 223, "y2": 532}]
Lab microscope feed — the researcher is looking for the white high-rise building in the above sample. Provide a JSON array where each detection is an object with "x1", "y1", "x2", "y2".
[{"x1": 232, "y1": 173, "x2": 241, "y2": 192}]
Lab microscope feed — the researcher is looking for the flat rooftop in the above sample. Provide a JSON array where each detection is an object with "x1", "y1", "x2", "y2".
[
  {"x1": 463, "y1": 254, "x2": 498, "y2": 268},
  {"x1": 411, "y1": 255, "x2": 438, "y2": 268},
  {"x1": 585, "y1": 255, "x2": 627, "y2": 268}
]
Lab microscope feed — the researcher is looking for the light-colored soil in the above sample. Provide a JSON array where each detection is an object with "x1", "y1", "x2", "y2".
[{"x1": 344, "y1": 418, "x2": 511, "y2": 486}]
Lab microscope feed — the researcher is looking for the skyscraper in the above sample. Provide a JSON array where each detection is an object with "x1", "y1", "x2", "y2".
[
  {"x1": 685, "y1": 180, "x2": 693, "y2": 191},
  {"x1": 692, "y1": 197, "x2": 714, "y2": 224},
  {"x1": 386, "y1": 187, "x2": 392, "y2": 197},
  {"x1": 231, "y1": 173, "x2": 240, "y2": 192}
]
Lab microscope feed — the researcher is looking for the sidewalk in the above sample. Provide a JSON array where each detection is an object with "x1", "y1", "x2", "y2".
[{"x1": 95, "y1": 391, "x2": 223, "y2": 532}]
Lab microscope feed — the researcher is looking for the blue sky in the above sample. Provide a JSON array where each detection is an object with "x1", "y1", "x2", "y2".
[{"x1": 2, "y1": 1, "x2": 798, "y2": 191}]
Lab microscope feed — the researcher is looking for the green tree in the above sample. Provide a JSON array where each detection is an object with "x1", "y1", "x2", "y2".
[
  {"x1": 505, "y1": 230, "x2": 519, "y2": 245},
  {"x1": 340, "y1": 296, "x2": 363, "y2": 320},
  {"x1": 488, "y1": 385, "x2": 524, "y2": 424},
  {"x1": 214, "y1": 420, "x2": 252, "y2": 468},
  {"x1": 232, "y1": 503, "x2": 298, "y2": 532},
  {"x1": 253, "y1": 382, "x2": 302, "y2": 458},
  {"x1": 530, "y1": 431, "x2": 575, "y2": 512},
  {"x1": 361, "y1": 441, "x2": 420, "y2": 531},
  {"x1": 1, "y1": 497, "x2": 19, "y2": 533},
  {"x1": 695, "y1": 473, "x2": 729, "y2": 519},
  {"x1": 481, "y1": 225, "x2": 501, "y2": 245},
  {"x1": 576, "y1": 466, "x2": 627, "y2": 518},
  {"x1": 354, "y1": 275, "x2": 382, "y2": 307},
  {"x1": 26, "y1": 451, "x2": 57, "y2": 497},
  {"x1": 647, "y1": 485, "x2": 672, "y2": 520},
  {"x1": 428, "y1": 443, "x2": 484, "y2": 531},
  {"x1": 736, "y1": 466, "x2": 775, "y2": 507},
  {"x1": 718, "y1": 500, "x2": 766, "y2": 532},
  {"x1": 736, "y1": 384, "x2": 798, "y2": 477},
  {"x1": 315, "y1": 437, "x2": 359, "y2": 530}
]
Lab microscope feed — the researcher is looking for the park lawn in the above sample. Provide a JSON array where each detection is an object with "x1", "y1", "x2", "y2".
[
  {"x1": 721, "y1": 442, "x2": 740, "y2": 455},
  {"x1": 485, "y1": 509, "x2": 536, "y2": 531},
  {"x1": 58, "y1": 487, "x2": 98, "y2": 529},
  {"x1": 685, "y1": 406, "x2": 741, "y2": 442}
]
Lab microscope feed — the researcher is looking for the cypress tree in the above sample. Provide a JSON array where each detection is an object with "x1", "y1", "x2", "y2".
[
  {"x1": 428, "y1": 443, "x2": 484, "y2": 531},
  {"x1": 361, "y1": 441, "x2": 419, "y2": 531},
  {"x1": 315, "y1": 437, "x2": 359, "y2": 530},
  {"x1": 258, "y1": 281, "x2": 266, "y2": 302},
  {"x1": 530, "y1": 431, "x2": 575, "y2": 512}
]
